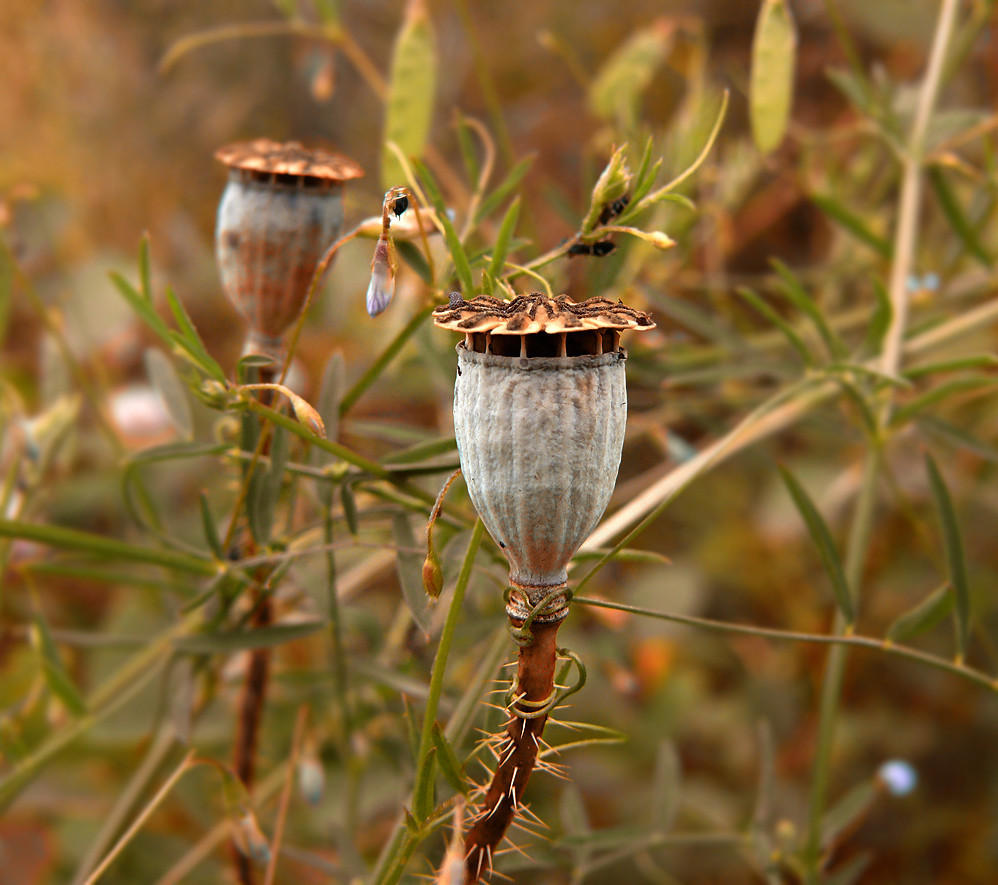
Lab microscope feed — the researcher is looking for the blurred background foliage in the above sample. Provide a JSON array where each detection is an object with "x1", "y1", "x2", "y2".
[{"x1": 2, "y1": 0, "x2": 998, "y2": 883}]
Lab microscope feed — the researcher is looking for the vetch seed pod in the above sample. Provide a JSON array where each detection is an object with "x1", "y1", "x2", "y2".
[
  {"x1": 432, "y1": 292, "x2": 654, "y2": 881},
  {"x1": 215, "y1": 139, "x2": 363, "y2": 358}
]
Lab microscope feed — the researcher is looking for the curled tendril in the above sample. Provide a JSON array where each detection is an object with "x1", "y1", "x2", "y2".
[{"x1": 505, "y1": 647, "x2": 587, "y2": 719}]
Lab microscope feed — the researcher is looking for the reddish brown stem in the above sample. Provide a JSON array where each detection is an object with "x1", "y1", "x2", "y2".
[{"x1": 464, "y1": 618, "x2": 562, "y2": 884}]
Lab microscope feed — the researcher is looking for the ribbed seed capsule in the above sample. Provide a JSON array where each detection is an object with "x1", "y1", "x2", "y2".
[
  {"x1": 433, "y1": 292, "x2": 655, "y2": 617},
  {"x1": 214, "y1": 139, "x2": 363, "y2": 357}
]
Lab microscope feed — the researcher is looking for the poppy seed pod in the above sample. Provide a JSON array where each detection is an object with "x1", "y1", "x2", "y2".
[
  {"x1": 433, "y1": 293, "x2": 654, "y2": 622},
  {"x1": 215, "y1": 139, "x2": 363, "y2": 357}
]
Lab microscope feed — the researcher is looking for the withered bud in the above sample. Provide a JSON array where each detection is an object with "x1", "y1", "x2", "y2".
[{"x1": 366, "y1": 233, "x2": 397, "y2": 317}]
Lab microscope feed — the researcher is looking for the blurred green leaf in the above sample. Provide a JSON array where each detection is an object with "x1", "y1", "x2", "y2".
[
  {"x1": 488, "y1": 196, "x2": 520, "y2": 282},
  {"x1": 779, "y1": 466, "x2": 855, "y2": 625},
  {"x1": 750, "y1": 0, "x2": 797, "y2": 154},
  {"x1": 0, "y1": 518, "x2": 217, "y2": 575},
  {"x1": 392, "y1": 511, "x2": 432, "y2": 636},
  {"x1": 144, "y1": 348, "x2": 192, "y2": 439},
  {"x1": 927, "y1": 165, "x2": 992, "y2": 267},
  {"x1": 891, "y1": 375, "x2": 995, "y2": 427},
  {"x1": 738, "y1": 287, "x2": 813, "y2": 366},
  {"x1": 589, "y1": 19, "x2": 673, "y2": 131},
  {"x1": 164, "y1": 286, "x2": 227, "y2": 382},
  {"x1": 394, "y1": 239, "x2": 432, "y2": 285},
  {"x1": 340, "y1": 482, "x2": 359, "y2": 536},
  {"x1": 825, "y1": 853, "x2": 873, "y2": 885},
  {"x1": 198, "y1": 492, "x2": 225, "y2": 560},
  {"x1": 475, "y1": 155, "x2": 536, "y2": 225},
  {"x1": 771, "y1": 259, "x2": 847, "y2": 359},
  {"x1": 30, "y1": 617, "x2": 87, "y2": 717},
  {"x1": 174, "y1": 620, "x2": 325, "y2": 654},
  {"x1": 821, "y1": 780, "x2": 875, "y2": 849},
  {"x1": 904, "y1": 354, "x2": 998, "y2": 380},
  {"x1": 382, "y1": 0, "x2": 437, "y2": 189},
  {"x1": 811, "y1": 193, "x2": 891, "y2": 259},
  {"x1": 412, "y1": 159, "x2": 474, "y2": 295},
  {"x1": 925, "y1": 454, "x2": 970, "y2": 659},
  {"x1": 863, "y1": 278, "x2": 893, "y2": 355},
  {"x1": 314, "y1": 351, "x2": 345, "y2": 450},
  {"x1": 652, "y1": 740, "x2": 681, "y2": 832},
  {"x1": 454, "y1": 113, "x2": 481, "y2": 188},
  {"x1": 381, "y1": 436, "x2": 458, "y2": 467},
  {"x1": 431, "y1": 723, "x2": 468, "y2": 797},
  {"x1": 887, "y1": 583, "x2": 954, "y2": 643}
]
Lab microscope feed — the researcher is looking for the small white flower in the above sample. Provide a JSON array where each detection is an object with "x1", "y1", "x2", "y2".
[{"x1": 877, "y1": 759, "x2": 917, "y2": 796}]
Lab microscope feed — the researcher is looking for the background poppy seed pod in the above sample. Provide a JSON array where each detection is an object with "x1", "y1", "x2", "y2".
[
  {"x1": 215, "y1": 139, "x2": 363, "y2": 357},
  {"x1": 433, "y1": 293, "x2": 654, "y2": 619}
]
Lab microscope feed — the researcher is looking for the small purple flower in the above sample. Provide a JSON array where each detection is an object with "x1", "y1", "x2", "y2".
[{"x1": 366, "y1": 234, "x2": 397, "y2": 317}]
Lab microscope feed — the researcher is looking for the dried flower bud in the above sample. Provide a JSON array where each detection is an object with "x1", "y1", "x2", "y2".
[
  {"x1": 214, "y1": 140, "x2": 363, "y2": 355},
  {"x1": 422, "y1": 549, "x2": 443, "y2": 600},
  {"x1": 366, "y1": 234, "x2": 397, "y2": 317}
]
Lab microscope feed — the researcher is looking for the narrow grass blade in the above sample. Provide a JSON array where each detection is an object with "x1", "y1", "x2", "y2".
[
  {"x1": 924, "y1": 454, "x2": 970, "y2": 659},
  {"x1": 778, "y1": 466, "x2": 854, "y2": 626},
  {"x1": 145, "y1": 349, "x2": 193, "y2": 439},
  {"x1": 31, "y1": 616, "x2": 87, "y2": 717},
  {"x1": 652, "y1": 741, "x2": 681, "y2": 833},
  {"x1": 475, "y1": 155, "x2": 535, "y2": 224},
  {"x1": 411, "y1": 159, "x2": 474, "y2": 295},
  {"x1": 392, "y1": 511, "x2": 432, "y2": 636}
]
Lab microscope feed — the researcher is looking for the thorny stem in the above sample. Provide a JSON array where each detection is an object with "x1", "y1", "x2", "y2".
[
  {"x1": 803, "y1": 1, "x2": 961, "y2": 880},
  {"x1": 464, "y1": 617, "x2": 563, "y2": 884}
]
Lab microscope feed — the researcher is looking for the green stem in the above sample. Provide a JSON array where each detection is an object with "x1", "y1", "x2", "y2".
[
  {"x1": 572, "y1": 589, "x2": 995, "y2": 692},
  {"x1": 801, "y1": 447, "x2": 881, "y2": 880},
  {"x1": 801, "y1": 1, "x2": 961, "y2": 876},
  {"x1": 338, "y1": 306, "x2": 434, "y2": 418},
  {"x1": 371, "y1": 519, "x2": 485, "y2": 885}
]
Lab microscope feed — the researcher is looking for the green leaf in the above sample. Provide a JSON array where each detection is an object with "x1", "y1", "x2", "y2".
[
  {"x1": 904, "y1": 354, "x2": 998, "y2": 380},
  {"x1": 340, "y1": 482, "x2": 359, "y2": 536},
  {"x1": 412, "y1": 745, "x2": 437, "y2": 822},
  {"x1": 750, "y1": 0, "x2": 797, "y2": 154},
  {"x1": 737, "y1": 287, "x2": 812, "y2": 367},
  {"x1": 138, "y1": 234, "x2": 153, "y2": 302},
  {"x1": 927, "y1": 166, "x2": 991, "y2": 268},
  {"x1": 475, "y1": 155, "x2": 535, "y2": 224},
  {"x1": 821, "y1": 781, "x2": 875, "y2": 849},
  {"x1": 30, "y1": 617, "x2": 87, "y2": 717},
  {"x1": 411, "y1": 159, "x2": 474, "y2": 295},
  {"x1": 771, "y1": 259, "x2": 847, "y2": 359},
  {"x1": 651, "y1": 740, "x2": 681, "y2": 832},
  {"x1": 394, "y1": 239, "x2": 432, "y2": 285},
  {"x1": 811, "y1": 193, "x2": 891, "y2": 259},
  {"x1": 144, "y1": 349, "x2": 193, "y2": 439},
  {"x1": 571, "y1": 547, "x2": 671, "y2": 566},
  {"x1": 381, "y1": 0, "x2": 437, "y2": 189},
  {"x1": 778, "y1": 466, "x2": 854, "y2": 625},
  {"x1": 863, "y1": 277, "x2": 893, "y2": 355},
  {"x1": 339, "y1": 305, "x2": 434, "y2": 417},
  {"x1": 431, "y1": 723, "x2": 468, "y2": 797},
  {"x1": 164, "y1": 286, "x2": 227, "y2": 382},
  {"x1": 924, "y1": 455, "x2": 970, "y2": 659},
  {"x1": 392, "y1": 511, "x2": 432, "y2": 636},
  {"x1": 199, "y1": 492, "x2": 225, "y2": 560},
  {"x1": 488, "y1": 196, "x2": 520, "y2": 282},
  {"x1": 589, "y1": 20, "x2": 673, "y2": 130},
  {"x1": 110, "y1": 271, "x2": 172, "y2": 344},
  {"x1": 887, "y1": 583, "x2": 954, "y2": 643},
  {"x1": 891, "y1": 375, "x2": 995, "y2": 427},
  {"x1": 628, "y1": 136, "x2": 662, "y2": 207},
  {"x1": 0, "y1": 518, "x2": 217, "y2": 575},
  {"x1": 381, "y1": 436, "x2": 458, "y2": 467},
  {"x1": 313, "y1": 351, "x2": 345, "y2": 454},
  {"x1": 454, "y1": 113, "x2": 481, "y2": 187},
  {"x1": 174, "y1": 620, "x2": 325, "y2": 654}
]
